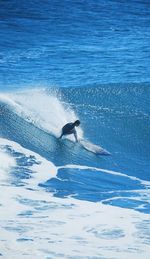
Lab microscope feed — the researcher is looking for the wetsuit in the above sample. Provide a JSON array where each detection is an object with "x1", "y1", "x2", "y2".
[{"x1": 59, "y1": 122, "x2": 78, "y2": 141}]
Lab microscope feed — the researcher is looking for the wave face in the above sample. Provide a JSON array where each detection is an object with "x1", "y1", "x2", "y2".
[{"x1": 0, "y1": 85, "x2": 150, "y2": 211}]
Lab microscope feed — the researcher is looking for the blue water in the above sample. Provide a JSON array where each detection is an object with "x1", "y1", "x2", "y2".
[
  {"x1": 0, "y1": 0, "x2": 150, "y2": 88},
  {"x1": 0, "y1": 1, "x2": 150, "y2": 257}
]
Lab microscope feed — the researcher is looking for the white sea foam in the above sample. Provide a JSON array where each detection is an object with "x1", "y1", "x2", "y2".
[
  {"x1": 0, "y1": 138, "x2": 57, "y2": 187},
  {"x1": 1, "y1": 89, "x2": 83, "y2": 140},
  {"x1": 0, "y1": 151, "x2": 16, "y2": 183},
  {"x1": 0, "y1": 138, "x2": 150, "y2": 259},
  {"x1": 0, "y1": 151, "x2": 16, "y2": 172}
]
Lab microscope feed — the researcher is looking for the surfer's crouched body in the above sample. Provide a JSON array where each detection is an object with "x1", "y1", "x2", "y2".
[{"x1": 59, "y1": 120, "x2": 80, "y2": 142}]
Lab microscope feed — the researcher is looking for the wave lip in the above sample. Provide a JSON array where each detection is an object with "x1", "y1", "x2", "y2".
[{"x1": 0, "y1": 89, "x2": 83, "y2": 139}]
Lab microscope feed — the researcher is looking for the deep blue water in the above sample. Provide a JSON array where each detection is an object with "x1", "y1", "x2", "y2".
[
  {"x1": 0, "y1": 0, "x2": 150, "y2": 88},
  {"x1": 0, "y1": 0, "x2": 150, "y2": 214}
]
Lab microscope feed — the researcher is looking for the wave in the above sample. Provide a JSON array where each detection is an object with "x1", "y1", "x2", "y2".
[
  {"x1": 0, "y1": 88, "x2": 83, "y2": 138},
  {"x1": 1, "y1": 137, "x2": 150, "y2": 215},
  {"x1": 0, "y1": 84, "x2": 149, "y2": 178},
  {"x1": 0, "y1": 83, "x2": 150, "y2": 213},
  {"x1": 0, "y1": 88, "x2": 87, "y2": 165}
]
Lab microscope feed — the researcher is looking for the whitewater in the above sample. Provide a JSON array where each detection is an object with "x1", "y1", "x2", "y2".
[{"x1": 0, "y1": 137, "x2": 150, "y2": 259}]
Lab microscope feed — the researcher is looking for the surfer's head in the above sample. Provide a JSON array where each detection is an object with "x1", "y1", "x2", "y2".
[{"x1": 74, "y1": 120, "x2": 80, "y2": 127}]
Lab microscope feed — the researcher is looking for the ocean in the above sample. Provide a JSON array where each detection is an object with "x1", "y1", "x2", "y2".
[{"x1": 0, "y1": 0, "x2": 150, "y2": 258}]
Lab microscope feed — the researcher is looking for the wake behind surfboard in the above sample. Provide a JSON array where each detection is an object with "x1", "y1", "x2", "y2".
[{"x1": 80, "y1": 140, "x2": 111, "y2": 155}]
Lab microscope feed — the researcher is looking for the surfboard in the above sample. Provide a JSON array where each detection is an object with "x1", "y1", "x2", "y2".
[{"x1": 80, "y1": 140, "x2": 111, "y2": 155}]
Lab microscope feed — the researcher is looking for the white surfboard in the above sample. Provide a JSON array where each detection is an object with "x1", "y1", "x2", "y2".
[{"x1": 80, "y1": 140, "x2": 111, "y2": 155}]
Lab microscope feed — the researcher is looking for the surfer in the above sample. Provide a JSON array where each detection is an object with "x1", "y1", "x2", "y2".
[{"x1": 59, "y1": 120, "x2": 80, "y2": 142}]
